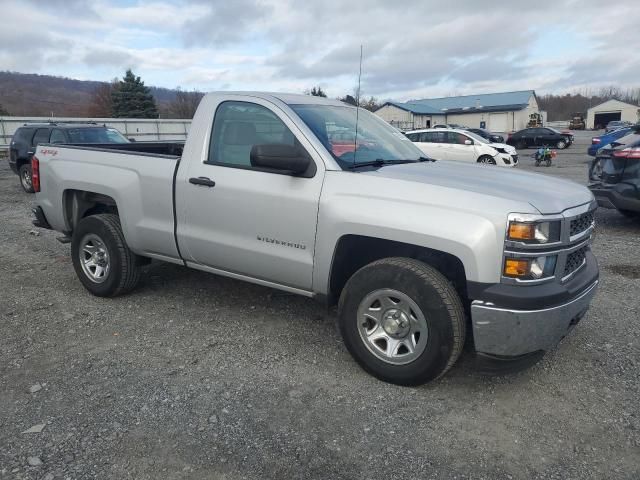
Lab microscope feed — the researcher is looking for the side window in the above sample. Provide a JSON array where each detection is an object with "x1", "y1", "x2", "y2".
[
  {"x1": 208, "y1": 101, "x2": 297, "y2": 168},
  {"x1": 32, "y1": 128, "x2": 51, "y2": 147},
  {"x1": 418, "y1": 132, "x2": 432, "y2": 142},
  {"x1": 50, "y1": 129, "x2": 66, "y2": 144},
  {"x1": 405, "y1": 133, "x2": 419, "y2": 142},
  {"x1": 433, "y1": 132, "x2": 448, "y2": 143},
  {"x1": 447, "y1": 132, "x2": 468, "y2": 145}
]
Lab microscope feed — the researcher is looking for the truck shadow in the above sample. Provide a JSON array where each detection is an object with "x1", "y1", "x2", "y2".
[{"x1": 133, "y1": 260, "x2": 530, "y2": 386}]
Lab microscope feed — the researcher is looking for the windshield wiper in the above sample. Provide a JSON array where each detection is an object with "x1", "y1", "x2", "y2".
[{"x1": 348, "y1": 156, "x2": 435, "y2": 170}]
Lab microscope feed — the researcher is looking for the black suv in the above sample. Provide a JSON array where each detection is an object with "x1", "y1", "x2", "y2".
[
  {"x1": 506, "y1": 127, "x2": 573, "y2": 150},
  {"x1": 589, "y1": 128, "x2": 640, "y2": 218},
  {"x1": 9, "y1": 123, "x2": 128, "y2": 192}
]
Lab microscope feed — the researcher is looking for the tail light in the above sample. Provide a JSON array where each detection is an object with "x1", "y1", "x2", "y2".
[
  {"x1": 612, "y1": 147, "x2": 640, "y2": 159},
  {"x1": 591, "y1": 138, "x2": 601, "y2": 144},
  {"x1": 31, "y1": 156, "x2": 40, "y2": 192}
]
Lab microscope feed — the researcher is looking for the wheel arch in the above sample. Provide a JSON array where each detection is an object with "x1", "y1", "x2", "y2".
[
  {"x1": 327, "y1": 234, "x2": 468, "y2": 307},
  {"x1": 62, "y1": 189, "x2": 119, "y2": 233}
]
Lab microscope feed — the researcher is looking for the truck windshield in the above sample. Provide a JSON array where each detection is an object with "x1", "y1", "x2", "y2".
[
  {"x1": 290, "y1": 104, "x2": 425, "y2": 169},
  {"x1": 67, "y1": 128, "x2": 129, "y2": 144}
]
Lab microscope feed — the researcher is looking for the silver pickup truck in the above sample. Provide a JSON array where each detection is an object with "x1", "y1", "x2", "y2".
[{"x1": 32, "y1": 92, "x2": 599, "y2": 385}]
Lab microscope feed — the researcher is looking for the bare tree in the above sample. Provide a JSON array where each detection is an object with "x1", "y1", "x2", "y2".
[
  {"x1": 359, "y1": 96, "x2": 381, "y2": 112},
  {"x1": 87, "y1": 80, "x2": 118, "y2": 117},
  {"x1": 168, "y1": 89, "x2": 204, "y2": 119}
]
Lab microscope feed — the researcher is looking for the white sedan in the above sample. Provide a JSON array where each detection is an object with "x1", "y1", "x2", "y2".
[{"x1": 405, "y1": 128, "x2": 518, "y2": 167}]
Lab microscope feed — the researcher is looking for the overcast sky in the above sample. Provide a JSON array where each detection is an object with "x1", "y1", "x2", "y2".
[{"x1": 1, "y1": 0, "x2": 638, "y2": 101}]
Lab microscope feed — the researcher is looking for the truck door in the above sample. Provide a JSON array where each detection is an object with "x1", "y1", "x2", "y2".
[{"x1": 176, "y1": 99, "x2": 325, "y2": 291}]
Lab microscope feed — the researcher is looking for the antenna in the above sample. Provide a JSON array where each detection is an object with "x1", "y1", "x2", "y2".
[{"x1": 353, "y1": 45, "x2": 363, "y2": 166}]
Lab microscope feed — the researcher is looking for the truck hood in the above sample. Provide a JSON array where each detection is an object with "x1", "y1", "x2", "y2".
[{"x1": 364, "y1": 160, "x2": 593, "y2": 214}]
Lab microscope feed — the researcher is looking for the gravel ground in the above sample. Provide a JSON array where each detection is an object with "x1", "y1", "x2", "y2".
[{"x1": 1, "y1": 132, "x2": 639, "y2": 479}]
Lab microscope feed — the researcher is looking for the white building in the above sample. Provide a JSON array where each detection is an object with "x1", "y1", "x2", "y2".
[
  {"x1": 375, "y1": 90, "x2": 541, "y2": 133},
  {"x1": 586, "y1": 99, "x2": 640, "y2": 129}
]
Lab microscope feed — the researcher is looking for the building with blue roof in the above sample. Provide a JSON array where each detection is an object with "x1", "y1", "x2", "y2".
[{"x1": 375, "y1": 90, "x2": 543, "y2": 132}]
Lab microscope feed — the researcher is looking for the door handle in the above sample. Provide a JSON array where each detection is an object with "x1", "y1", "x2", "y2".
[{"x1": 189, "y1": 176, "x2": 216, "y2": 187}]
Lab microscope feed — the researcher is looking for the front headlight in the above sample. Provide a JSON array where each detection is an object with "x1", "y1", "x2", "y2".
[
  {"x1": 504, "y1": 255, "x2": 557, "y2": 280},
  {"x1": 507, "y1": 220, "x2": 561, "y2": 244}
]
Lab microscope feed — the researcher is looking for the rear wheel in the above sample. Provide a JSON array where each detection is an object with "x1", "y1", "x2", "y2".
[
  {"x1": 516, "y1": 140, "x2": 526, "y2": 149},
  {"x1": 338, "y1": 257, "x2": 465, "y2": 386},
  {"x1": 478, "y1": 155, "x2": 496, "y2": 165},
  {"x1": 71, "y1": 214, "x2": 141, "y2": 297},
  {"x1": 19, "y1": 164, "x2": 34, "y2": 193}
]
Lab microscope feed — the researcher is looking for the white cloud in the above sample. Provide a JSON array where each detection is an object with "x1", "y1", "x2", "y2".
[{"x1": 2, "y1": 0, "x2": 639, "y2": 100}]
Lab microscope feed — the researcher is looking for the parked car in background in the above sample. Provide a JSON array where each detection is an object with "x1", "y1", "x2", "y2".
[
  {"x1": 406, "y1": 128, "x2": 518, "y2": 166},
  {"x1": 605, "y1": 120, "x2": 633, "y2": 134},
  {"x1": 589, "y1": 132, "x2": 640, "y2": 218},
  {"x1": 588, "y1": 126, "x2": 635, "y2": 157},
  {"x1": 8, "y1": 123, "x2": 129, "y2": 192},
  {"x1": 465, "y1": 127, "x2": 505, "y2": 143},
  {"x1": 31, "y1": 91, "x2": 598, "y2": 385},
  {"x1": 506, "y1": 127, "x2": 573, "y2": 149}
]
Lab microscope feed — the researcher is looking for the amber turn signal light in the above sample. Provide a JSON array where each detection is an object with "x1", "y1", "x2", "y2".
[
  {"x1": 508, "y1": 222, "x2": 536, "y2": 241},
  {"x1": 504, "y1": 258, "x2": 530, "y2": 277}
]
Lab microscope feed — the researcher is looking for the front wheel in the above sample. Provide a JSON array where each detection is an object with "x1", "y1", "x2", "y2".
[
  {"x1": 338, "y1": 257, "x2": 465, "y2": 386},
  {"x1": 556, "y1": 139, "x2": 567, "y2": 149},
  {"x1": 19, "y1": 164, "x2": 34, "y2": 193},
  {"x1": 478, "y1": 155, "x2": 496, "y2": 165},
  {"x1": 71, "y1": 214, "x2": 141, "y2": 297}
]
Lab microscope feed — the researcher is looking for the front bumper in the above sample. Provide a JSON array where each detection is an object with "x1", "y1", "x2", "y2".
[
  {"x1": 497, "y1": 153, "x2": 516, "y2": 167},
  {"x1": 471, "y1": 280, "x2": 598, "y2": 357}
]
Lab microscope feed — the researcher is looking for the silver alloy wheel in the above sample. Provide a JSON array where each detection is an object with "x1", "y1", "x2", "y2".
[
  {"x1": 79, "y1": 233, "x2": 110, "y2": 283},
  {"x1": 21, "y1": 168, "x2": 32, "y2": 189},
  {"x1": 357, "y1": 288, "x2": 429, "y2": 365},
  {"x1": 557, "y1": 140, "x2": 566, "y2": 149}
]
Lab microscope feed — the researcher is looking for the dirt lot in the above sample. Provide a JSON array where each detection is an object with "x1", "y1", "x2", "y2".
[{"x1": 1, "y1": 132, "x2": 639, "y2": 479}]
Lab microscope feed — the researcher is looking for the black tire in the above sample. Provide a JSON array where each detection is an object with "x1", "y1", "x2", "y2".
[
  {"x1": 338, "y1": 257, "x2": 465, "y2": 386},
  {"x1": 71, "y1": 214, "x2": 141, "y2": 297},
  {"x1": 19, "y1": 163, "x2": 34, "y2": 193},
  {"x1": 556, "y1": 139, "x2": 567, "y2": 149},
  {"x1": 516, "y1": 140, "x2": 526, "y2": 149},
  {"x1": 477, "y1": 155, "x2": 496, "y2": 165}
]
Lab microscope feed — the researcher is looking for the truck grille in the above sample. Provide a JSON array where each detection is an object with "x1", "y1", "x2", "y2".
[
  {"x1": 564, "y1": 246, "x2": 587, "y2": 277},
  {"x1": 570, "y1": 212, "x2": 594, "y2": 237}
]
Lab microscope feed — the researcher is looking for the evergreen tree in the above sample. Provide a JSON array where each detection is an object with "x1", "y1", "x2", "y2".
[
  {"x1": 111, "y1": 70, "x2": 158, "y2": 118},
  {"x1": 0, "y1": 103, "x2": 10, "y2": 116},
  {"x1": 306, "y1": 86, "x2": 327, "y2": 97}
]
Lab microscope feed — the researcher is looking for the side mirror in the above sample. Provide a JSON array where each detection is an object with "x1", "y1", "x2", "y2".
[
  {"x1": 128, "y1": 138, "x2": 137, "y2": 142},
  {"x1": 250, "y1": 144, "x2": 311, "y2": 175},
  {"x1": 464, "y1": 139, "x2": 473, "y2": 145}
]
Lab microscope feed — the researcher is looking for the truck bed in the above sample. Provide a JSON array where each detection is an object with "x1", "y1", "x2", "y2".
[
  {"x1": 54, "y1": 141, "x2": 185, "y2": 157},
  {"x1": 35, "y1": 143, "x2": 182, "y2": 262}
]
